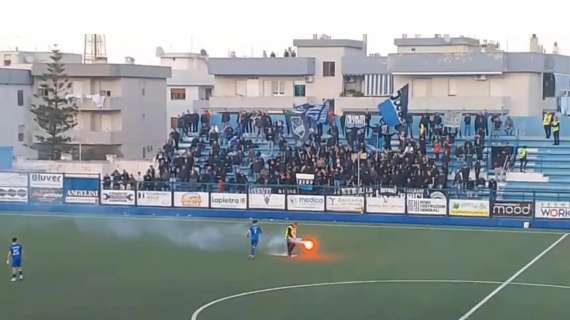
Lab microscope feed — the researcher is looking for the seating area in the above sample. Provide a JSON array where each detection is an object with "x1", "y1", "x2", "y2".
[{"x1": 172, "y1": 112, "x2": 569, "y2": 201}]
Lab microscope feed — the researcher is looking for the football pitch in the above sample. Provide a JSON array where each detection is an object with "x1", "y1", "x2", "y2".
[{"x1": 1, "y1": 212, "x2": 569, "y2": 320}]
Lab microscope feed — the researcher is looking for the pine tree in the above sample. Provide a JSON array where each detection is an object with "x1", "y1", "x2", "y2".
[{"x1": 30, "y1": 48, "x2": 78, "y2": 160}]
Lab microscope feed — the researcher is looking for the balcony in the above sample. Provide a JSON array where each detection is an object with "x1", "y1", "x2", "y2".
[
  {"x1": 68, "y1": 130, "x2": 122, "y2": 145},
  {"x1": 336, "y1": 96, "x2": 390, "y2": 113},
  {"x1": 209, "y1": 96, "x2": 320, "y2": 111},
  {"x1": 409, "y1": 96, "x2": 509, "y2": 112},
  {"x1": 336, "y1": 96, "x2": 510, "y2": 114},
  {"x1": 75, "y1": 96, "x2": 123, "y2": 111}
]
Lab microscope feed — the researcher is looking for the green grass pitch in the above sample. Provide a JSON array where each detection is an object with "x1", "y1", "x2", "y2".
[{"x1": 1, "y1": 212, "x2": 569, "y2": 320}]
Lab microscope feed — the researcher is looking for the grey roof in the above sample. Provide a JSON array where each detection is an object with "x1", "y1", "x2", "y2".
[
  {"x1": 0, "y1": 68, "x2": 32, "y2": 85},
  {"x1": 343, "y1": 56, "x2": 388, "y2": 75},
  {"x1": 394, "y1": 37, "x2": 480, "y2": 47},
  {"x1": 505, "y1": 53, "x2": 570, "y2": 73},
  {"x1": 31, "y1": 63, "x2": 171, "y2": 79},
  {"x1": 168, "y1": 69, "x2": 214, "y2": 86},
  {"x1": 293, "y1": 39, "x2": 364, "y2": 49},
  {"x1": 386, "y1": 52, "x2": 570, "y2": 75},
  {"x1": 389, "y1": 52, "x2": 505, "y2": 74},
  {"x1": 208, "y1": 57, "x2": 315, "y2": 76}
]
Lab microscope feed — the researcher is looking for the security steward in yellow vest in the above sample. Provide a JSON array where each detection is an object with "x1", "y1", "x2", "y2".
[
  {"x1": 285, "y1": 223, "x2": 298, "y2": 257},
  {"x1": 518, "y1": 146, "x2": 528, "y2": 172},
  {"x1": 543, "y1": 112, "x2": 553, "y2": 139},
  {"x1": 552, "y1": 117, "x2": 561, "y2": 146}
]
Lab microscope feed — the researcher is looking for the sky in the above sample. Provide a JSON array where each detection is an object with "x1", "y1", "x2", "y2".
[{"x1": 1, "y1": 0, "x2": 569, "y2": 65}]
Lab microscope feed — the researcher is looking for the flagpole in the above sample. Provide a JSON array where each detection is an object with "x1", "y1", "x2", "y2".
[{"x1": 357, "y1": 150, "x2": 361, "y2": 187}]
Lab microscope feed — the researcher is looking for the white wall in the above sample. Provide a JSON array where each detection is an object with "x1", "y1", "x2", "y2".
[
  {"x1": 0, "y1": 83, "x2": 36, "y2": 158},
  {"x1": 299, "y1": 47, "x2": 364, "y2": 100}
]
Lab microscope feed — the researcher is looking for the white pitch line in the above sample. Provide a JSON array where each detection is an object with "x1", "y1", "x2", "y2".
[
  {"x1": 458, "y1": 233, "x2": 569, "y2": 320},
  {"x1": 189, "y1": 279, "x2": 570, "y2": 320},
  {"x1": 0, "y1": 211, "x2": 566, "y2": 235}
]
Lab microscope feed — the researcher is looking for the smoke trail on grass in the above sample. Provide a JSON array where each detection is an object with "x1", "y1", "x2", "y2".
[{"x1": 73, "y1": 217, "x2": 247, "y2": 251}]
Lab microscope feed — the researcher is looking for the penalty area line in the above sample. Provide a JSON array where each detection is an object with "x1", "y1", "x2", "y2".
[
  {"x1": 189, "y1": 279, "x2": 570, "y2": 320},
  {"x1": 457, "y1": 233, "x2": 569, "y2": 320}
]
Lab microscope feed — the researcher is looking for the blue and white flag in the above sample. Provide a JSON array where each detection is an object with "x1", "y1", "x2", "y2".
[
  {"x1": 305, "y1": 101, "x2": 329, "y2": 124},
  {"x1": 378, "y1": 85, "x2": 409, "y2": 127},
  {"x1": 378, "y1": 99, "x2": 400, "y2": 127}
]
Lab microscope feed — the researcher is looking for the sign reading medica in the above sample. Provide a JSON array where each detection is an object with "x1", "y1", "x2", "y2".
[{"x1": 535, "y1": 201, "x2": 570, "y2": 219}]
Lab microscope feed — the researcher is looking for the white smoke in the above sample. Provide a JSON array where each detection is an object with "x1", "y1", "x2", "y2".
[
  {"x1": 73, "y1": 217, "x2": 286, "y2": 253},
  {"x1": 74, "y1": 217, "x2": 246, "y2": 251}
]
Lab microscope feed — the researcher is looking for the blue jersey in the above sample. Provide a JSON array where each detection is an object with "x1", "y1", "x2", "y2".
[
  {"x1": 10, "y1": 244, "x2": 22, "y2": 260},
  {"x1": 249, "y1": 225, "x2": 262, "y2": 242}
]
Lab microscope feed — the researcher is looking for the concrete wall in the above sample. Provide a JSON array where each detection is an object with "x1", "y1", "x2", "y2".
[
  {"x1": 0, "y1": 83, "x2": 36, "y2": 158},
  {"x1": 118, "y1": 78, "x2": 167, "y2": 159},
  {"x1": 14, "y1": 159, "x2": 154, "y2": 176},
  {"x1": 212, "y1": 76, "x2": 305, "y2": 97},
  {"x1": 299, "y1": 47, "x2": 363, "y2": 100},
  {"x1": 394, "y1": 73, "x2": 555, "y2": 116},
  {"x1": 397, "y1": 45, "x2": 476, "y2": 54}
]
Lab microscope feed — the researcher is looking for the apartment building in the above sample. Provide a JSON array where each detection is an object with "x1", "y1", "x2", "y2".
[
  {"x1": 208, "y1": 35, "x2": 369, "y2": 112},
  {"x1": 0, "y1": 68, "x2": 34, "y2": 159},
  {"x1": 208, "y1": 34, "x2": 570, "y2": 117},
  {"x1": 30, "y1": 63, "x2": 171, "y2": 160},
  {"x1": 2, "y1": 50, "x2": 82, "y2": 67},
  {"x1": 157, "y1": 49, "x2": 214, "y2": 132},
  {"x1": 388, "y1": 34, "x2": 570, "y2": 116}
]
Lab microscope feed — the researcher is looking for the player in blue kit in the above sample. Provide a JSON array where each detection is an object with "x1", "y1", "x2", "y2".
[
  {"x1": 6, "y1": 237, "x2": 23, "y2": 282},
  {"x1": 247, "y1": 220, "x2": 263, "y2": 259}
]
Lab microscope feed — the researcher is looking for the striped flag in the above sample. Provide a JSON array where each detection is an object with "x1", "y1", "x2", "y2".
[
  {"x1": 296, "y1": 100, "x2": 330, "y2": 124},
  {"x1": 378, "y1": 85, "x2": 409, "y2": 127}
]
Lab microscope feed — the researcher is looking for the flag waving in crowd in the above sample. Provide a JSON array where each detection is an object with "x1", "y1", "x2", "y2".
[{"x1": 378, "y1": 85, "x2": 409, "y2": 128}]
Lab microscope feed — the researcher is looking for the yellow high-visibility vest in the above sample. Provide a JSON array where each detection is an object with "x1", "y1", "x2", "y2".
[
  {"x1": 285, "y1": 225, "x2": 297, "y2": 238},
  {"x1": 543, "y1": 113, "x2": 553, "y2": 126},
  {"x1": 552, "y1": 120, "x2": 560, "y2": 132},
  {"x1": 518, "y1": 148, "x2": 528, "y2": 159}
]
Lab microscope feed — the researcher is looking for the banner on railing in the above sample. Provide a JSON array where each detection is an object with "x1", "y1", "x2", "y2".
[
  {"x1": 101, "y1": 190, "x2": 135, "y2": 206},
  {"x1": 137, "y1": 191, "x2": 172, "y2": 207},
  {"x1": 210, "y1": 193, "x2": 247, "y2": 209},
  {"x1": 287, "y1": 195, "x2": 325, "y2": 211},
  {"x1": 407, "y1": 198, "x2": 447, "y2": 215},
  {"x1": 449, "y1": 199, "x2": 490, "y2": 217},
  {"x1": 30, "y1": 173, "x2": 63, "y2": 189},
  {"x1": 535, "y1": 201, "x2": 570, "y2": 219},
  {"x1": 0, "y1": 172, "x2": 28, "y2": 203},
  {"x1": 296, "y1": 174, "x2": 314, "y2": 192},
  {"x1": 29, "y1": 173, "x2": 64, "y2": 203},
  {"x1": 249, "y1": 193, "x2": 286, "y2": 210},
  {"x1": 63, "y1": 174, "x2": 99, "y2": 204},
  {"x1": 491, "y1": 201, "x2": 533, "y2": 218},
  {"x1": 173, "y1": 192, "x2": 209, "y2": 208},
  {"x1": 346, "y1": 114, "x2": 366, "y2": 129},
  {"x1": 366, "y1": 196, "x2": 406, "y2": 214},
  {"x1": 326, "y1": 196, "x2": 364, "y2": 212}
]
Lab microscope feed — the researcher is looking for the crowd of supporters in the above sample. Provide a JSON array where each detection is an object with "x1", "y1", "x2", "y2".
[{"x1": 96, "y1": 111, "x2": 516, "y2": 197}]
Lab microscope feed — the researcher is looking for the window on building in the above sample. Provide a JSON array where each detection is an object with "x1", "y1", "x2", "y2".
[
  {"x1": 323, "y1": 61, "x2": 336, "y2": 77},
  {"x1": 18, "y1": 125, "x2": 24, "y2": 142},
  {"x1": 170, "y1": 88, "x2": 186, "y2": 100},
  {"x1": 199, "y1": 87, "x2": 213, "y2": 100},
  {"x1": 448, "y1": 78, "x2": 457, "y2": 96},
  {"x1": 271, "y1": 81, "x2": 286, "y2": 96},
  {"x1": 17, "y1": 90, "x2": 24, "y2": 106},
  {"x1": 294, "y1": 84, "x2": 306, "y2": 97},
  {"x1": 205, "y1": 88, "x2": 212, "y2": 100},
  {"x1": 100, "y1": 90, "x2": 111, "y2": 97},
  {"x1": 38, "y1": 87, "x2": 49, "y2": 97},
  {"x1": 3, "y1": 54, "x2": 11, "y2": 66}
]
